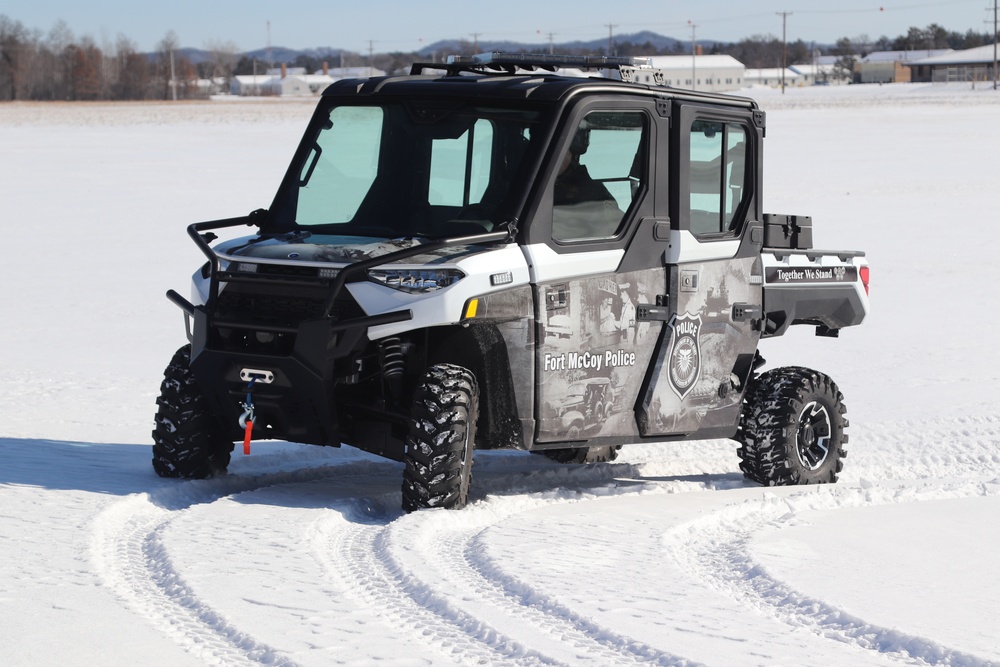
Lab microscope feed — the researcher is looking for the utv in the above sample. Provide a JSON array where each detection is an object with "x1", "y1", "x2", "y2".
[{"x1": 153, "y1": 54, "x2": 870, "y2": 511}]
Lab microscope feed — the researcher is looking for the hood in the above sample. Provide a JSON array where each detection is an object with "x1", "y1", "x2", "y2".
[{"x1": 216, "y1": 233, "x2": 483, "y2": 266}]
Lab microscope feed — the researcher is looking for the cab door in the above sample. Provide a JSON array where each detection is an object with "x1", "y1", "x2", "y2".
[
  {"x1": 637, "y1": 104, "x2": 765, "y2": 437},
  {"x1": 524, "y1": 100, "x2": 672, "y2": 443}
]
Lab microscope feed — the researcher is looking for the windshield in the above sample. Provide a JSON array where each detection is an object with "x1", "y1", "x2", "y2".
[{"x1": 277, "y1": 100, "x2": 547, "y2": 238}]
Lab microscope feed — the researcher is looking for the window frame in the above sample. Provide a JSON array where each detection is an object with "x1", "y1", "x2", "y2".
[
  {"x1": 675, "y1": 105, "x2": 758, "y2": 242},
  {"x1": 527, "y1": 98, "x2": 656, "y2": 253}
]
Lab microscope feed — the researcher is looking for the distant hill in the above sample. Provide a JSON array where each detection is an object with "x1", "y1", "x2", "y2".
[
  {"x1": 417, "y1": 31, "x2": 697, "y2": 57},
  {"x1": 155, "y1": 31, "x2": 711, "y2": 65}
]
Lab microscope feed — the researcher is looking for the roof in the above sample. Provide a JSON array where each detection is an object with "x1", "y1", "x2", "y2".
[
  {"x1": 745, "y1": 68, "x2": 801, "y2": 79},
  {"x1": 322, "y1": 70, "x2": 758, "y2": 110},
  {"x1": 323, "y1": 66, "x2": 388, "y2": 78},
  {"x1": 646, "y1": 54, "x2": 746, "y2": 70},
  {"x1": 233, "y1": 74, "x2": 336, "y2": 85},
  {"x1": 902, "y1": 44, "x2": 1000, "y2": 66},
  {"x1": 789, "y1": 63, "x2": 837, "y2": 75},
  {"x1": 860, "y1": 49, "x2": 952, "y2": 63}
]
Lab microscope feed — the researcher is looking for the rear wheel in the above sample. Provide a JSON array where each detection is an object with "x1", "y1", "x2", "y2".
[
  {"x1": 735, "y1": 366, "x2": 847, "y2": 486},
  {"x1": 152, "y1": 345, "x2": 234, "y2": 479},
  {"x1": 402, "y1": 364, "x2": 479, "y2": 512}
]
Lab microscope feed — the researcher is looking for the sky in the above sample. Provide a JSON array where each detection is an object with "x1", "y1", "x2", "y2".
[{"x1": 4, "y1": 0, "x2": 995, "y2": 54}]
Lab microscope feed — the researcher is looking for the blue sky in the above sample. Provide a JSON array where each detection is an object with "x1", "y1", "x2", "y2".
[{"x1": 5, "y1": 0, "x2": 992, "y2": 53}]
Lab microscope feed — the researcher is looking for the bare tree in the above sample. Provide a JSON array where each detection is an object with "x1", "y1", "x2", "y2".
[
  {"x1": 115, "y1": 34, "x2": 150, "y2": 99},
  {"x1": 0, "y1": 15, "x2": 29, "y2": 100},
  {"x1": 156, "y1": 30, "x2": 180, "y2": 99},
  {"x1": 832, "y1": 37, "x2": 858, "y2": 82},
  {"x1": 43, "y1": 20, "x2": 75, "y2": 99},
  {"x1": 205, "y1": 39, "x2": 240, "y2": 92},
  {"x1": 65, "y1": 36, "x2": 103, "y2": 100}
]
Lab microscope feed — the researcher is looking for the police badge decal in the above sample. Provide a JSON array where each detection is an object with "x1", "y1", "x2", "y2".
[{"x1": 667, "y1": 313, "x2": 702, "y2": 399}]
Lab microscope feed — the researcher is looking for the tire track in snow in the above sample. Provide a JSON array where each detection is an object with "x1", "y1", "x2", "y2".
[
  {"x1": 456, "y1": 517, "x2": 698, "y2": 666},
  {"x1": 314, "y1": 507, "x2": 559, "y2": 667},
  {"x1": 662, "y1": 477, "x2": 1000, "y2": 666},
  {"x1": 91, "y1": 460, "x2": 399, "y2": 666},
  {"x1": 93, "y1": 495, "x2": 296, "y2": 666},
  {"x1": 314, "y1": 472, "x2": 704, "y2": 667}
]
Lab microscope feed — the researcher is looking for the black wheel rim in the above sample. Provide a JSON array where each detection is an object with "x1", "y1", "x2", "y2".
[{"x1": 795, "y1": 400, "x2": 832, "y2": 471}]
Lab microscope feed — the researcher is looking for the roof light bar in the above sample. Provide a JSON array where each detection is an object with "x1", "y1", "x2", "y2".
[{"x1": 446, "y1": 53, "x2": 653, "y2": 71}]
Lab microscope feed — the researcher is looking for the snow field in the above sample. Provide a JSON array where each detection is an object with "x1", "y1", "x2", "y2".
[{"x1": 2, "y1": 84, "x2": 1000, "y2": 665}]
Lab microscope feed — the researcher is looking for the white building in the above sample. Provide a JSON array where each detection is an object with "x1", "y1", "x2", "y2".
[
  {"x1": 744, "y1": 68, "x2": 802, "y2": 88},
  {"x1": 231, "y1": 74, "x2": 333, "y2": 96},
  {"x1": 230, "y1": 64, "x2": 386, "y2": 97},
  {"x1": 632, "y1": 55, "x2": 746, "y2": 92},
  {"x1": 789, "y1": 56, "x2": 845, "y2": 85},
  {"x1": 857, "y1": 50, "x2": 952, "y2": 83},
  {"x1": 903, "y1": 44, "x2": 999, "y2": 83}
]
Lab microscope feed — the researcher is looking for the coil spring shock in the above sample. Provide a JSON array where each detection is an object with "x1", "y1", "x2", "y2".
[{"x1": 380, "y1": 337, "x2": 405, "y2": 400}]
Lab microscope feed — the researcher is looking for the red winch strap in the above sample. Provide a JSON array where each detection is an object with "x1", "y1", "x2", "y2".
[{"x1": 243, "y1": 419, "x2": 254, "y2": 455}]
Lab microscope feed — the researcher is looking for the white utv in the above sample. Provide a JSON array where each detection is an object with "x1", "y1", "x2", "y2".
[{"x1": 153, "y1": 54, "x2": 871, "y2": 511}]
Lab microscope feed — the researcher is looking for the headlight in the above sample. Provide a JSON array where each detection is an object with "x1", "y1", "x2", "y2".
[{"x1": 368, "y1": 268, "x2": 465, "y2": 292}]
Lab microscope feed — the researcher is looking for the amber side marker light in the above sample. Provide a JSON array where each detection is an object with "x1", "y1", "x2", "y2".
[{"x1": 464, "y1": 298, "x2": 479, "y2": 319}]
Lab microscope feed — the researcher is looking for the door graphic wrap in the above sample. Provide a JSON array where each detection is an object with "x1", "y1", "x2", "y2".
[
  {"x1": 666, "y1": 313, "x2": 702, "y2": 399},
  {"x1": 536, "y1": 269, "x2": 663, "y2": 442},
  {"x1": 640, "y1": 257, "x2": 762, "y2": 436}
]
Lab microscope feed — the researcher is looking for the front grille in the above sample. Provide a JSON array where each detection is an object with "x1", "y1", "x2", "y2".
[
  {"x1": 257, "y1": 263, "x2": 327, "y2": 279},
  {"x1": 217, "y1": 289, "x2": 326, "y2": 327},
  {"x1": 209, "y1": 277, "x2": 367, "y2": 355},
  {"x1": 217, "y1": 282, "x2": 365, "y2": 325}
]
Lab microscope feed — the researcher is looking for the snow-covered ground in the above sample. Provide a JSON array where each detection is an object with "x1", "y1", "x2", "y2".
[{"x1": 2, "y1": 82, "x2": 1000, "y2": 666}]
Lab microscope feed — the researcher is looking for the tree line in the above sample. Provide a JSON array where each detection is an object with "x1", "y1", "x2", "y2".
[
  {"x1": 1, "y1": 13, "x2": 995, "y2": 102},
  {"x1": 0, "y1": 17, "x2": 239, "y2": 101}
]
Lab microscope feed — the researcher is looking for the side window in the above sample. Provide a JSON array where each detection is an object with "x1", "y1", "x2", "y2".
[
  {"x1": 688, "y1": 120, "x2": 750, "y2": 236},
  {"x1": 553, "y1": 111, "x2": 647, "y2": 242},
  {"x1": 297, "y1": 106, "x2": 383, "y2": 225},
  {"x1": 428, "y1": 119, "x2": 493, "y2": 207}
]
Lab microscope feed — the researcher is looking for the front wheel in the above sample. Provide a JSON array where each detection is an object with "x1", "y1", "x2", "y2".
[
  {"x1": 402, "y1": 364, "x2": 479, "y2": 512},
  {"x1": 152, "y1": 345, "x2": 234, "y2": 479},
  {"x1": 735, "y1": 366, "x2": 848, "y2": 486}
]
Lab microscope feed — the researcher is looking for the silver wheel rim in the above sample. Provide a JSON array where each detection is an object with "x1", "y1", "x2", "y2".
[{"x1": 795, "y1": 400, "x2": 831, "y2": 471}]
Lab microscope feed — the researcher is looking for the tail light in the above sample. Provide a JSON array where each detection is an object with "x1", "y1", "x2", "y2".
[{"x1": 859, "y1": 266, "x2": 870, "y2": 295}]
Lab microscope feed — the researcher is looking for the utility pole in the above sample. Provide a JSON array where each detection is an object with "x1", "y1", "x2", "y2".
[
  {"x1": 169, "y1": 48, "x2": 177, "y2": 101},
  {"x1": 688, "y1": 21, "x2": 697, "y2": 90},
  {"x1": 547, "y1": 32, "x2": 555, "y2": 55},
  {"x1": 606, "y1": 24, "x2": 618, "y2": 56},
  {"x1": 777, "y1": 11, "x2": 792, "y2": 94},
  {"x1": 471, "y1": 33, "x2": 481, "y2": 54},
  {"x1": 993, "y1": 0, "x2": 998, "y2": 90},
  {"x1": 368, "y1": 40, "x2": 374, "y2": 77}
]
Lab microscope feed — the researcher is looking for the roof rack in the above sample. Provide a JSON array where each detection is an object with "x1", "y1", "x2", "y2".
[{"x1": 409, "y1": 52, "x2": 664, "y2": 84}]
